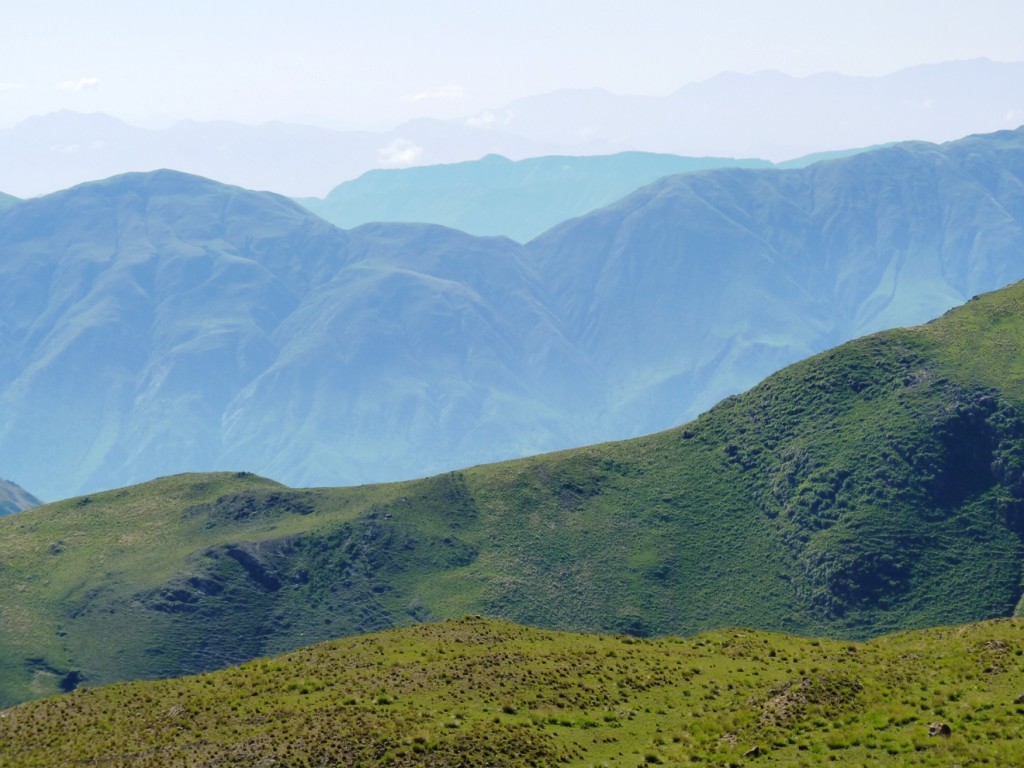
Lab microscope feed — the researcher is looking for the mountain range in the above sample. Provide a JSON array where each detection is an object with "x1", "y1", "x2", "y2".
[
  {"x1": 4, "y1": 276, "x2": 1024, "y2": 706},
  {"x1": 296, "y1": 148, "x2": 874, "y2": 243},
  {"x1": 0, "y1": 110, "x2": 562, "y2": 199},
  {"x1": 481, "y1": 59, "x2": 1024, "y2": 160},
  {"x1": 3, "y1": 126, "x2": 1024, "y2": 502},
  {"x1": 297, "y1": 152, "x2": 774, "y2": 241},
  {"x1": 1, "y1": 59, "x2": 1021, "y2": 198}
]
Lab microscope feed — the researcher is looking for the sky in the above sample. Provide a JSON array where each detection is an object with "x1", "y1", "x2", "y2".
[{"x1": 1, "y1": 0, "x2": 1023, "y2": 130}]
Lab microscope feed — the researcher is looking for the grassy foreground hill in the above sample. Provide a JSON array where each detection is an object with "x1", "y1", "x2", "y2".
[
  {"x1": 4, "y1": 616, "x2": 1024, "y2": 767},
  {"x1": 6, "y1": 280, "x2": 1024, "y2": 706}
]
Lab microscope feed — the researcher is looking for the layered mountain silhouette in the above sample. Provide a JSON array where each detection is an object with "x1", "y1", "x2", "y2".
[
  {"x1": 3, "y1": 126, "x2": 1024, "y2": 501},
  {"x1": 481, "y1": 59, "x2": 1024, "y2": 159},
  {"x1": 528, "y1": 127, "x2": 1024, "y2": 433},
  {"x1": 0, "y1": 111, "x2": 562, "y2": 199},
  {"x1": 1, "y1": 60, "x2": 1021, "y2": 198},
  {"x1": 0, "y1": 172, "x2": 584, "y2": 499},
  {"x1": 298, "y1": 152, "x2": 774, "y2": 241}
]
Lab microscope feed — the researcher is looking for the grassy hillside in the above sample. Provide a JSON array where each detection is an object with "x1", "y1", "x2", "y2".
[
  {"x1": 4, "y1": 616, "x2": 1024, "y2": 767},
  {"x1": 5, "y1": 280, "x2": 1024, "y2": 706}
]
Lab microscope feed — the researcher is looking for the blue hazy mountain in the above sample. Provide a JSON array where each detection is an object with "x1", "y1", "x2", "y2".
[
  {"x1": 0, "y1": 192, "x2": 18, "y2": 209},
  {"x1": 0, "y1": 171, "x2": 584, "y2": 499},
  {"x1": 297, "y1": 153, "x2": 773, "y2": 242},
  {"x1": 484, "y1": 59, "x2": 1024, "y2": 160},
  {"x1": 528, "y1": 128, "x2": 1024, "y2": 437},
  {"x1": 4, "y1": 127, "x2": 1024, "y2": 501},
  {"x1": 0, "y1": 478, "x2": 41, "y2": 516},
  {"x1": 2, "y1": 61, "x2": 1021, "y2": 199},
  {"x1": 295, "y1": 147, "x2": 894, "y2": 243},
  {"x1": 0, "y1": 111, "x2": 564, "y2": 199}
]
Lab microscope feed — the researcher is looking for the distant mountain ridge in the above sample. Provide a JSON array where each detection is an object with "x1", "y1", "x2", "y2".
[
  {"x1": 0, "y1": 110, "x2": 562, "y2": 198},
  {"x1": 1, "y1": 59, "x2": 1021, "y2": 197},
  {"x1": 0, "y1": 171, "x2": 583, "y2": 499},
  {"x1": 3, "y1": 126, "x2": 1024, "y2": 501},
  {"x1": 487, "y1": 59, "x2": 1024, "y2": 159},
  {"x1": 525, "y1": 127, "x2": 1024, "y2": 434},
  {"x1": 0, "y1": 478, "x2": 41, "y2": 516},
  {"x1": 296, "y1": 148, "x2": 885, "y2": 243},
  {"x1": 297, "y1": 152, "x2": 774, "y2": 242}
]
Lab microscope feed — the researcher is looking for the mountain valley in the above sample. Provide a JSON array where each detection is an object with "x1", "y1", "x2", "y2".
[
  {"x1": 7, "y1": 9, "x2": 1024, "y2": 767},
  {"x1": 3, "y1": 127, "x2": 1024, "y2": 502}
]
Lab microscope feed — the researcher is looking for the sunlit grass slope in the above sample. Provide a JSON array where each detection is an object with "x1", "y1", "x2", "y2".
[
  {"x1": 4, "y1": 617, "x2": 1024, "y2": 767},
  {"x1": 5, "y1": 280, "x2": 1024, "y2": 706}
]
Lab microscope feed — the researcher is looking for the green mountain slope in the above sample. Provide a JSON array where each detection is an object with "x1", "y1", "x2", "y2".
[
  {"x1": 0, "y1": 479, "x2": 41, "y2": 516},
  {"x1": 5, "y1": 280, "x2": 1024, "y2": 706},
  {"x1": 297, "y1": 152, "x2": 772, "y2": 242},
  {"x1": 5, "y1": 616, "x2": 1024, "y2": 767}
]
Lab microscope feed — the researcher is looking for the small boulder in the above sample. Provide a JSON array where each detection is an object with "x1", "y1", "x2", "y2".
[
  {"x1": 743, "y1": 745, "x2": 761, "y2": 758},
  {"x1": 928, "y1": 722, "x2": 951, "y2": 737}
]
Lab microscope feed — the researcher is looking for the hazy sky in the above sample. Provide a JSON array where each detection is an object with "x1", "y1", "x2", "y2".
[{"x1": 2, "y1": 0, "x2": 1023, "y2": 129}]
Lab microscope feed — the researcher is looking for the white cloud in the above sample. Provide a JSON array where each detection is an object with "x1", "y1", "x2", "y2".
[
  {"x1": 404, "y1": 84, "x2": 467, "y2": 103},
  {"x1": 56, "y1": 77, "x2": 99, "y2": 92},
  {"x1": 0, "y1": 82, "x2": 23, "y2": 91},
  {"x1": 377, "y1": 138, "x2": 423, "y2": 165}
]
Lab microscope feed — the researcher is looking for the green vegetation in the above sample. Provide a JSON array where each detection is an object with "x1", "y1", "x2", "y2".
[
  {"x1": 6, "y1": 280, "x2": 1024, "y2": 707},
  {"x1": 4, "y1": 616, "x2": 1024, "y2": 767}
]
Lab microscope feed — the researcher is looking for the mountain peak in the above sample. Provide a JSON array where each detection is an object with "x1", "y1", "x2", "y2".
[{"x1": 0, "y1": 478, "x2": 42, "y2": 515}]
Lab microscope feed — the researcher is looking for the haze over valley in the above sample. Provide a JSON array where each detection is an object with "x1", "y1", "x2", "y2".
[
  {"x1": 4, "y1": 4, "x2": 1024, "y2": 766},
  {"x1": 2, "y1": 126, "x2": 1024, "y2": 502},
  {"x1": 2, "y1": 59, "x2": 1023, "y2": 199}
]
